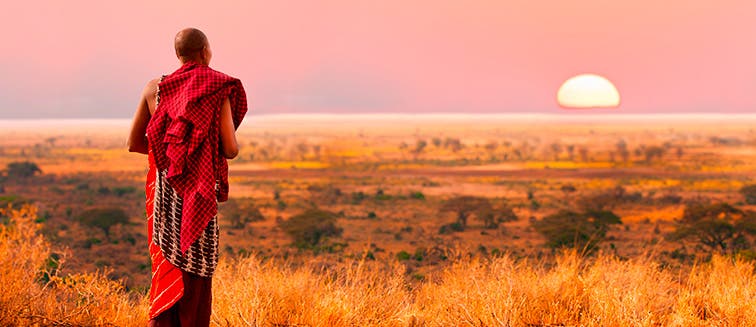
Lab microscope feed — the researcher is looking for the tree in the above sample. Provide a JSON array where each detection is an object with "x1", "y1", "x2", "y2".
[
  {"x1": 6, "y1": 161, "x2": 41, "y2": 179},
  {"x1": 643, "y1": 145, "x2": 666, "y2": 163},
  {"x1": 668, "y1": 203, "x2": 756, "y2": 254},
  {"x1": 532, "y1": 209, "x2": 622, "y2": 253},
  {"x1": 492, "y1": 204, "x2": 518, "y2": 226},
  {"x1": 220, "y1": 198, "x2": 265, "y2": 229},
  {"x1": 578, "y1": 147, "x2": 589, "y2": 162},
  {"x1": 549, "y1": 143, "x2": 562, "y2": 161},
  {"x1": 77, "y1": 207, "x2": 129, "y2": 239},
  {"x1": 740, "y1": 184, "x2": 756, "y2": 205},
  {"x1": 278, "y1": 208, "x2": 343, "y2": 249},
  {"x1": 413, "y1": 139, "x2": 428, "y2": 155},
  {"x1": 566, "y1": 144, "x2": 575, "y2": 161},
  {"x1": 616, "y1": 139, "x2": 630, "y2": 163},
  {"x1": 438, "y1": 195, "x2": 493, "y2": 229},
  {"x1": 443, "y1": 137, "x2": 463, "y2": 152}
]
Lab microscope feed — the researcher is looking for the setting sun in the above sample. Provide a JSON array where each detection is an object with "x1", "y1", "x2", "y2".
[{"x1": 557, "y1": 74, "x2": 621, "y2": 109}]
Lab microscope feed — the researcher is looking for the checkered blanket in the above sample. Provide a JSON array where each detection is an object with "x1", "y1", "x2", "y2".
[{"x1": 146, "y1": 61, "x2": 247, "y2": 253}]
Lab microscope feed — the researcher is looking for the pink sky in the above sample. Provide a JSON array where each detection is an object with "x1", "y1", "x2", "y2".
[{"x1": 2, "y1": 0, "x2": 755, "y2": 118}]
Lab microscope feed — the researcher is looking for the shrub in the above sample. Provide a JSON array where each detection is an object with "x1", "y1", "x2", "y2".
[
  {"x1": 439, "y1": 222, "x2": 465, "y2": 234},
  {"x1": 375, "y1": 188, "x2": 391, "y2": 201},
  {"x1": 532, "y1": 209, "x2": 622, "y2": 253},
  {"x1": 278, "y1": 208, "x2": 343, "y2": 249},
  {"x1": 351, "y1": 191, "x2": 366, "y2": 204},
  {"x1": 5, "y1": 161, "x2": 41, "y2": 179},
  {"x1": 221, "y1": 198, "x2": 265, "y2": 229},
  {"x1": 667, "y1": 202, "x2": 756, "y2": 254},
  {"x1": 396, "y1": 250, "x2": 411, "y2": 261},
  {"x1": 77, "y1": 207, "x2": 129, "y2": 239},
  {"x1": 409, "y1": 191, "x2": 425, "y2": 200},
  {"x1": 741, "y1": 184, "x2": 756, "y2": 205},
  {"x1": 112, "y1": 187, "x2": 136, "y2": 197}
]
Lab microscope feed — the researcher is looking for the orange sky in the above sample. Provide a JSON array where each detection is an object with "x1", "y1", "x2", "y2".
[{"x1": 2, "y1": 0, "x2": 755, "y2": 117}]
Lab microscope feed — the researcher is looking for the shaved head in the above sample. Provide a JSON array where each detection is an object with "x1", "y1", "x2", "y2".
[{"x1": 174, "y1": 28, "x2": 209, "y2": 62}]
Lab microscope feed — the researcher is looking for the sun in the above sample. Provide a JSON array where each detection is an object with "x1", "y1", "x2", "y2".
[{"x1": 557, "y1": 74, "x2": 620, "y2": 109}]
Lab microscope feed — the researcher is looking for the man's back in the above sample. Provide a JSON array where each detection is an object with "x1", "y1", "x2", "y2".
[{"x1": 127, "y1": 27, "x2": 248, "y2": 327}]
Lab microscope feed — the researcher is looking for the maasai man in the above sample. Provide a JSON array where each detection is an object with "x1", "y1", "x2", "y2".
[{"x1": 128, "y1": 27, "x2": 248, "y2": 326}]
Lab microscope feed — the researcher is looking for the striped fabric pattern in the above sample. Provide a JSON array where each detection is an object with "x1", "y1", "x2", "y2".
[{"x1": 153, "y1": 168, "x2": 219, "y2": 277}]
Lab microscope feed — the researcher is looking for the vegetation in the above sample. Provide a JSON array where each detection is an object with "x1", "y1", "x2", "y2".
[
  {"x1": 4, "y1": 205, "x2": 756, "y2": 326},
  {"x1": 532, "y1": 209, "x2": 622, "y2": 252},
  {"x1": 5, "y1": 161, "x2": 42, "y2": 179},
  {"x1": 741, "y1": 184, "x2": 756, "y2": 205},
  {"x1": 438, "y1": 195, "x2": 493, "y2": 229},
  {"x1": 1, "y1": 115, "x2": 755, "y2": 325},
  {"x1": 668, "y1": 202, "x2": 756, "y2": 254},
  {"x1": 277, "y1": 208, "x2": 343, "y2": 249},
  {"x1": 220, "y1": 197, "x2": 265, "y2": 229},
  {"x1": 77, "y1": 207, "x2": 129, "y2": 239}
]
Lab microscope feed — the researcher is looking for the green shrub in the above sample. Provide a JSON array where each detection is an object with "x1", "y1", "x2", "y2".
[
  {"x1": 409, "y1": 191, "x2": 425, "y2": 200},
  {"x1": 77, "y1": 207, "x2": 129, "y2": 239},
  {"x1": 396, "y1": 250, "x2": 411, "y2": 261}
]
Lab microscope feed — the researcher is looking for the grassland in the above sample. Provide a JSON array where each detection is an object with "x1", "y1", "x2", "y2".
[{"x1": 0, "y1": 114, "x2": 755, "y2": 325}]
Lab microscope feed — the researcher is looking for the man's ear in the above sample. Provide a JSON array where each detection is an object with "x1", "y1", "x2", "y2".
[{"x1": 202, "y1": 46, "x2": 212, "y2": 64}]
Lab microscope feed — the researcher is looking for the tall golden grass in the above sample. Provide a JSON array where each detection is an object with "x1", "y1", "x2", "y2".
[{"x1": 2, "y1": 204, "x2": 755, "y2": 326}]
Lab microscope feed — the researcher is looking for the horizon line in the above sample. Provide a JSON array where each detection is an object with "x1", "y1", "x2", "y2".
[{"x1": 1, "y1": 112, "x2": 756, "y2": 121}]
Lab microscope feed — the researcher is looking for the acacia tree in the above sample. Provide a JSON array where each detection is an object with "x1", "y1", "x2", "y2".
[
  {"x1": 532, "y1": 209, "x2": 622, "y2": 253},
  {"x1": 667, "y1": 203, "x2": 756, "y2": 254},
  {"x1": 438, "y1": 195, "x2": 493, "y2": 229},
  {"x1": 486, "y1": 204, "x2": 518, "y2": 229}
]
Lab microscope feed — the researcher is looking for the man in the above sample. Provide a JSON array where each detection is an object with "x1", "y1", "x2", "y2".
[{"x1": 128, "y1": 27, "x2": 248, "y2": 326}]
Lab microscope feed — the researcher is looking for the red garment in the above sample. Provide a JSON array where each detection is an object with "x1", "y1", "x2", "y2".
[
  {"x1": 146, "y1": 149, "x2": 183, "y2": 320},
  {"x1": 146, "y1": 61, "x2": 247, "y2": 253}
]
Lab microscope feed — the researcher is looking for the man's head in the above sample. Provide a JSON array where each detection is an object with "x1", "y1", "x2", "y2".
[{"x1": 174, "y1": 28, "x2": 212, "y2": 65}]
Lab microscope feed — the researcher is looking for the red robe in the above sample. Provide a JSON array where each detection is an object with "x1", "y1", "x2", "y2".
[{"x1": 145, "y1": 62, "x2": 247, "y2": 319}]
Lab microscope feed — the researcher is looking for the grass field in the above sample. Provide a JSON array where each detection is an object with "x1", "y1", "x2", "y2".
[{"x1": 0, "y1": 114, "x2": 755, "y2": 325}]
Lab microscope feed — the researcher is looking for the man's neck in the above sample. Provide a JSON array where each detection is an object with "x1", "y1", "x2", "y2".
[{"x1": 180, "y1": 59, "x2": 208, "y2": 66}]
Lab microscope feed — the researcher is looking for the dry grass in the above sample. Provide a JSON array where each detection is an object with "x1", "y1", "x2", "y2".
[{"x1": 2, "y1": 205, "x2": 755, "y2": 326}]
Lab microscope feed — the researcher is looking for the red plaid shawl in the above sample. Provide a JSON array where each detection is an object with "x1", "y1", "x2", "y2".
[{"x1": 146, "y1": 61, "x2": 247, "y2": 253}]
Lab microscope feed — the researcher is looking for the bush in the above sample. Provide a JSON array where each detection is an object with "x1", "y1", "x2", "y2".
[
  {"x1": 741, "y1": 184, "x2": 756, "y2": 205},
  {"x1": 439, "y1": 222, "x2": 465, "y2": 234},
  {"x1": 112, "y1": 187, "x2": 136, "y2": 197},
  {"x1": 5, "y1": 161, "x2": 41, "y2": 179},
  {"x1": 532, "y1": 210, "x2": 622, "y2": 253},
  {"x1": 351, "y1": 191, "x2": 366, "y2": 204},
  {"x1": 278, "y1": 208, "x2": 343, "y2": 249},
  {"x1": 77, "y1": 207, "x2": 129, "y2": 239},
  {"x1": 221, "y1": 198, "x2": 265, "y2": 229},
  {"x1": 409, "y1": 191, "x2": 425, "y2": 200},
  {"x1": 667, "y1": 203, "x2": 756, "y2": 254},
  {"x1": 396, "y1": 250, "x2": 411, "y2": 261}
]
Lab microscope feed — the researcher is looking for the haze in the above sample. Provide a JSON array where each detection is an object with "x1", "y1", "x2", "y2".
[{"x1": 2, "y1": 0, "x2": 755, "y2": 118}]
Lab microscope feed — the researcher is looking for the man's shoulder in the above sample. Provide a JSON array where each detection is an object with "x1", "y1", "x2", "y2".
[
  {"x1": 141, "y1": 77, "x2": 161, "y2": 98},
  {"x1": 202, "y1": 66, "x2": 240, "y2": 82}
]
